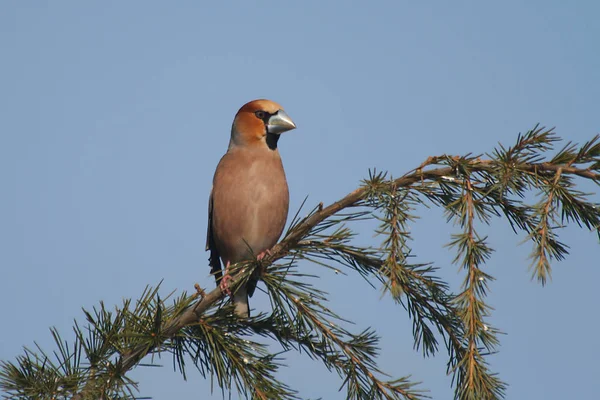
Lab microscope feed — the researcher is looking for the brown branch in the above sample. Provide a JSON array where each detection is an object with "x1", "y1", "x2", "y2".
[{"x1": 72, "y1": 159, "x2": 599, "y2": 398}]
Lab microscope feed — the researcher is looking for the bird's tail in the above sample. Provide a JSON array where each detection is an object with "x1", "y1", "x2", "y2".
[{"x1": 232, "y1": 286, "x2": 250, "y2": 318}]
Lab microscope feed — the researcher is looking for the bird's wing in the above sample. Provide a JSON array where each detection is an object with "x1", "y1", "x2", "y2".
[{"x1": 206, "y1": 189, "x2": 222, "y2": 285}]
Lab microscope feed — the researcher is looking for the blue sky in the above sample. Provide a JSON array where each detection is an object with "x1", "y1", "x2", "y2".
[{"x1": 1, "y1": 1, "x2": 599, "y2": 399}]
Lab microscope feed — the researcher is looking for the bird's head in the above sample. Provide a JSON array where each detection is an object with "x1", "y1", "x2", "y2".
[{"x1": 230, "y1": 99, "x2": 296, "y2": 150}]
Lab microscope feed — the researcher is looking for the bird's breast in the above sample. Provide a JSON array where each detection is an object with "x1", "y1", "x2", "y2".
[{"x1": 211, "y1": 150, "x2": 289, "y2": 263}]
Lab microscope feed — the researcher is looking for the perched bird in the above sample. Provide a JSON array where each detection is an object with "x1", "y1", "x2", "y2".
[{"x1": 206, "y1": 99, "x2": 296, "y2": 317}]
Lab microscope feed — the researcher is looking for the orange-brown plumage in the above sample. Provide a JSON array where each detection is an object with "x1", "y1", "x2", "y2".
[{"x1": 206, "y1": 99, "x2": 296, "y2": 317}]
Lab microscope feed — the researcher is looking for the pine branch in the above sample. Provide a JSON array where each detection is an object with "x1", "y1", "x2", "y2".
[
  {"x1": 112, "y1": 143, "x2": 597, "y2": 394},
  {"x1": 259, "y1": 261, "x2": 427, "y2": 400},
  {"x1": 2, "y1": 125, "x2": 599, "y2": 399}
]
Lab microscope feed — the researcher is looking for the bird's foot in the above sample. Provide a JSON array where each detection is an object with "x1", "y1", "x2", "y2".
[
  {"x1": 257, "y1": 249, "x2": 272, "y2": 262},
  {"x1": 220, "y1": 275, "x2": 233, "y2": 296},
  {"x1": 256, "y1": 250, "x2": 272, "y2": 276}
]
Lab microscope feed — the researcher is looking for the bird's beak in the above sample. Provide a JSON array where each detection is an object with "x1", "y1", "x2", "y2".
[{"x1": 267, "y1": 110, "x2": 296, "y2": 134}]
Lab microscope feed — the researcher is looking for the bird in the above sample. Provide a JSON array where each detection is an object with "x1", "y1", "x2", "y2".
[{"x1": 206, "y1": 99, "x2": 296, "y2": 317}]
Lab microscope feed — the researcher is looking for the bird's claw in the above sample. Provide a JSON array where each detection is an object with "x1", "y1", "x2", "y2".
[
  {"x1": 257, "y1": 249, "x2": 272, "y2": 262},
  {"x1": 220, "y1": 275, "x2": 233, "y2": 296}
]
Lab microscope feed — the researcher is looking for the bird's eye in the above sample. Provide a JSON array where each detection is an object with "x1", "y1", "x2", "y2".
[{"x1": 255, "y1": 111, "x2": 267, "y2": 120}]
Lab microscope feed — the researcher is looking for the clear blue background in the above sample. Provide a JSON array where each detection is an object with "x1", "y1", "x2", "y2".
[{"x1": 1, "y1": 1, "x2": 599, "y2": 399}]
